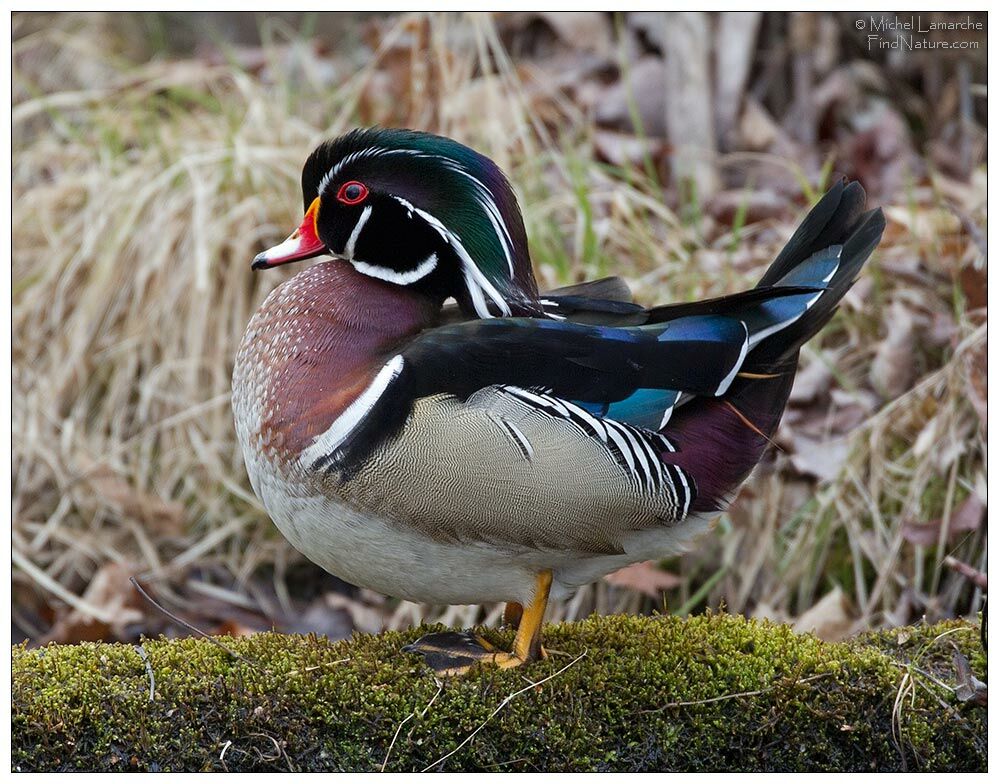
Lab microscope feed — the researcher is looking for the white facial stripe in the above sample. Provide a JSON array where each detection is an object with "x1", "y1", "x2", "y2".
[
  {"x1": 319, "y1": 146, "x2": 517, "y2": 280},
  {"x1": 299, "y1": 355, "x2": 405, "y2": 465},
  {"x1": 352, "y1": 253, "x2": 438, "y2": 285},
  {"x1": 411, "y1": 205, "x2": 511, "y2": 318},
  {"x1": 318, "y1": 146, "x2": 399, "y2": 196},
  {"x1": 446, "y1": 164, "x2": 516, "y2": 276},
  {"x1": 344, "y1": 205, "x2": 372, "y2": 260},
  {"x1": 392, "y1": 195, "x2": 416, "y2": 217}
]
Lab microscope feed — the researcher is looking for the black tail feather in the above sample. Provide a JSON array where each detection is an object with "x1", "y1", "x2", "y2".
[{"x1": 748, "y1": 183, "x2": 885, "y2": 365}]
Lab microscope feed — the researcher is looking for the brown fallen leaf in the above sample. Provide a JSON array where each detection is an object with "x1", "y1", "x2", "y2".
[
  {"x1": 593, "y1": 130, "x2": 669, "y2": 170},
  {"x1": 788, "y1": 357, "x2": 833, "y2": 404},
  {"x1": 706, "y1": 188, "x2": 788, "y2": 226},
  {"x1": 212, "y1": 619, "x2": 266, "y2": 638},
  {"x1": 953, "y1": 652, "x2": 987, "y2": 706},
  {"x1": 78, "y1": 456, "x2": 185, "y2": 536},
  {"x1": 901, "y1": 494, "x2": 985, "y2": 548},
  {"x1": 535, "y1": 12, "x2": 613, "y2": 56},
  {"x1": 869, "y1": 300, "x2": 917, "y2": 399},
  {"x1": 787, "y1": 434, "x2": 849, "y2": 483},
  {"x1": 605, "y1": 560, "x2": 682, "y2": 598},
  {"x1": 959, "y1": 265, "x2": 987, "y2": 310},
  {"x1": 883, "y1": 205, "x2": 963, "y2": 243},
  {"x1": 41, "y1": 561, "x2": 144, "y2": 644},
  {"x1": 793, "y1": 586, "x2": 856, "y2": 641}
]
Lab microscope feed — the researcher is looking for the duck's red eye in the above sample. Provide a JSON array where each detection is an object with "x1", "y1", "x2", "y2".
[{"x1": 337, "y1": 181, "x2": 368, "y2": 205}]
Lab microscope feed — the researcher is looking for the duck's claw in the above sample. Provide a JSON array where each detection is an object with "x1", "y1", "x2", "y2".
[{"x1": 402, "y1": 631, "x2": 525, "y2": 677}]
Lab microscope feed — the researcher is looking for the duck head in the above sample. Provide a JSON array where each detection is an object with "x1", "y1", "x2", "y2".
[{"x1": 253, "y1": 128, "x2": 540, "y2": 317}]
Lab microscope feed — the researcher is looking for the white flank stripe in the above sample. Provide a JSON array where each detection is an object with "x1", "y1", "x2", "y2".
[
  {"x1": 507, "y1": 387, "x2": 558, "y2": 411},
  {"x1": 352, "y1": 252, "x2": 438, "y2": 285},
  {"x1": 658, "y1": 405, "x2": 675, "y2": 429},
  {"x1": 674, "y1": 467, "x2": 692, "y2": 518},
  {"x1": 715, "y1": 323, "x2": 750, "y2": 396},
  {"x1": 504, "y1": 421, "x2": 534, "y2": 460},
  {"x1": 656, "y1": 432, "x2": 676, "y2": 452},
  {"x1": 566, "y1": 403, "x2": 609, "y2": 440},
  {"x1": 617, "y1": 424, "x2": 655, "y2": 486},
  {"x1": 299, "y1": 355, "x2": 404, "y2": 466},
  {"x1": 601, "y1": 422, "x2": 637, "y2": 473},
  {"x1": 344, "y1": 205, "x2": 373, "y2": 260}
]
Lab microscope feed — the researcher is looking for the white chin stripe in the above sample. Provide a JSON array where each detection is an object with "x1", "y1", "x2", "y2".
[
  {"x1": 352, "y1": 252, "x2": 438, "y2": 285},
  {"x1": 344, "y1": 205, "x2": 373, "y2": 260},
  {"x1": 300, "y1": 355, "x2": 405, "y2": 465}
]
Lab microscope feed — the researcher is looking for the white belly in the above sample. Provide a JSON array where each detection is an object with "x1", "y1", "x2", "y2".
[
  {"x1": 242, "y1": 441, "x2": 717, "y2": 605},
  {"x1": 243, "y1": 447, "x2": 540, "y2": 605}
]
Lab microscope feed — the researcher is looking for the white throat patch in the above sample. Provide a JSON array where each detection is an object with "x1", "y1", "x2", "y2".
[{"x1": 352, "y1": 253, "x2": 438, "y2": 285}]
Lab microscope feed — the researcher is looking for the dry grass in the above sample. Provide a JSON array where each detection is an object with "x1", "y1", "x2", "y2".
[{"x1": 12, "y1": 12, "x2": 986, "y2": 643}]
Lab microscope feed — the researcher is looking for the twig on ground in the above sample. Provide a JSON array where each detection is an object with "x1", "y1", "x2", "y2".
[
  {"x1": 421, "y1": 651, "x2": 588, "y2": 772},
  {"x1": 943, "y1": 556, "x2": 988, "y2": 591},
  {"x1": 130, "y1": 576, "x2": 262, "y2": 671},
  {"x1": 381, "y1": 677, "x2": 444, "y2": 772},
  {"x1": 637, "y1": 670, "x2": 832, "y2": 714}
]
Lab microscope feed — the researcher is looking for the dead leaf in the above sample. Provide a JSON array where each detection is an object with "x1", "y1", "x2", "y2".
[
  {"x1": 793, "y1": 586, "x2": 855, "y2": 641},
  {"x1": 901, "y1": 494, "x2": 985, "y2": 547},
  {"x1": 953, "y1": 652, "x2": 987, "y2": 705},
  {"x1": 593, "y1": 130, "x2": 668, "y2": 169},
  {"x1": 323, "y1": 592, "x2": 385, "y2": 636},
  {"x1": 41, "y1": 562, "x2": 144, "y2": 644},
  {"x1": 706, "y1": 189, "x2": 788, "y2": 226},
  {"x1": 737, "y1": 97, "x2": 781, "y2": 151},
  {"x1": 870, "y1": 300, "x2": 917, "y2": 399},
  {"x1": 789, "y1": 358, "x2": 833, "y2": 404},
  {"x1": 594, "y1": 56, "x2": 669, "y2": 137},
  {"x1": 535, "y1": 13, "x2": 613, "y2": 56},
  {"x1": 212, "y1": 619, "x2": 264, "y2": 638},
  {"x1": 605, "y1": 561, "x2": 682, "y2": 598},
  {"x1": 787, "y1": 434, "x2": 849, "y2": 483},
  {"x1": 78, "y1": 456, "x2": 185, "y2": 536},
  {"x1": 883, "y1": 206, "x2": 963, "y2": 243},
  {"x1": 959, "y1": 265, "x2": 987, "y2": 310}
]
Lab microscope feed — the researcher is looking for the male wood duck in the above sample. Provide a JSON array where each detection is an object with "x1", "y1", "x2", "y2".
[{"x1": 233, "y1": 128, "x2": 885, "y2": 676}]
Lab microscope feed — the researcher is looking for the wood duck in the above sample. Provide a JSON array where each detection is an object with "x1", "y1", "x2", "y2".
[{"x1": 233, "y1": 128, "x2": 885, "y2": 676}]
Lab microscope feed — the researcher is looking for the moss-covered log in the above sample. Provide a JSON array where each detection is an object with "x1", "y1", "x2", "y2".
[{"x1": 12, "y1": 613, "x2": 986, "y2": 772}]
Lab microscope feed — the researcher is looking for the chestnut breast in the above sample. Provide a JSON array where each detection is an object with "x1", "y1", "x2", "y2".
[{"x1": 233, "y1": 261, "x2": 439, "y2": 461}]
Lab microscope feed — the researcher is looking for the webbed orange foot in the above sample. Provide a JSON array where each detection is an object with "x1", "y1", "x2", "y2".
[
  {"x1": 402, "y1": 631, "x2": 526, "y2": 676},
  {"x1": 404, "y1": 570, "x2": 553, "y2": 677}
]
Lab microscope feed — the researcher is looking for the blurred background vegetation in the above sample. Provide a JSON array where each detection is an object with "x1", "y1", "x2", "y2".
[{"x1": 12, "y1": 12, "x2": 986, "y2": 647}]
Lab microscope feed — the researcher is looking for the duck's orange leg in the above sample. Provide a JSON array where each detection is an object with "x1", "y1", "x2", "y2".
[{"x1": 404, "y1": 570, "x2": 552, "y2": 676}]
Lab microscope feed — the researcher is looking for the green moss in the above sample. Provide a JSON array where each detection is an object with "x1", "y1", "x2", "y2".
[{"x1": 12, "y1": 614, "x2": 986, "y2": 772}]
